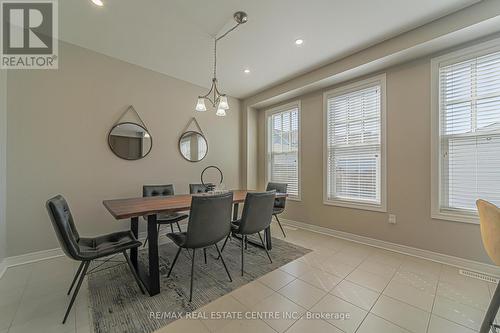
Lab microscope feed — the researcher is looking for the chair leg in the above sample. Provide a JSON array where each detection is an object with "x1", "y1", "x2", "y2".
[
  {"x1": 203, "y1": 248, "x2": 207, "y2": 264},
  {"x1": 123, "y1": 251, "x2": 145, "y2": 294},
  {"x1": 167, "y1": 247, "x2": 182, "y2": 278},
  {"x1": 258, "y1": 232, "x2": 272, "y2": 263},
  {"x1": 189, "y1": 249, "x2": 196, "y2": 302},
  {"x1": 480, "y1": 281, "x2": 500, "y2": 333},
  {"x1": 67, "y1": 261, "x2": 85, "y2": 295},
  {"x1": 241, "y1": 236, "x2": 244, "y2": 276},
  {"x1": 170, "y1": 223, "x2": 174, "y2": 233},
  {"x1": 220, "y1": 234, "x2": 230, "y2": 253},
  {"x1": 63, "y1": 261, "x2": 90, "y2": 324},
  {"x1": 214, "y1": 244, "x2": 232, "y2": 282},
  {"x1": 275, "y1": 214, "x2": 286, "y2": 238},
  {"x1": 176, "y1": 221, "x2": 182, "y2": 232}
]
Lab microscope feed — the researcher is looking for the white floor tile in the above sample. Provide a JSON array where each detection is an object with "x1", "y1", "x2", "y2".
[
  {"x1": 427, "y1": 315, "x2": 478, "y2": 333},
  {"x1": 357, "y1": 259, "x2": 397, "y2": 279},
  {"x1": 371, "y1": 295, "x2": 430, "y2": 333},
  {"x1": 310, "y1": 294, "x2": 367, "y2": 333},
  {"x1": 278, "y1": 278, "x2": 326, "y2": 309},
  {"x1": 346, "y1": 268, "x2": 391, "y2": 292},
  {"x1": 279, "y1": 260, "x2": 311, "y2": 278},
  {"x1": 297, "y1": 267, "x2": 342, "y2": 292},
  {"x1": 432, "y1": 295, "x2": 484, "y2": 331},
  {"x1": 229, "y1": 280, "x2": 274, "y2": 309},
  {"x1": 356, "y1": 313, "x2": 412, "y2": 333},
  {"x1": 383, "y1": 278, "x2": 435, "y2": 312},
  {"x1": 285, "y1": 315, "x2": 343, "y2": 333},
  {"x1": 250, "y1": 292, "x2": 305, "y2": 332},
  {"x1": 215, "y1": 318, "x2": 275, "y2": 333},
  {"x1": 196, "y1": 295, "x2": 248, "y2": 332},
  {"x1": 330, "y1": 280, "x2": 380, "y2": 311},
  {"x1": 258, "y1": 269, "x2": 295, "y2": 291}
]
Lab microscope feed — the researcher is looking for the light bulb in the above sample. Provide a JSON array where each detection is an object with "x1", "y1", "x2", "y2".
[
  {"x1": 295, "y1": 39, "x2": 304, "y2": 45},
  {"x1": 195, "y1": 98, "x2": 207, "y2": 112},
  {"x1": 91, "y1": 0, "x2": 104, "y2": 6},
  {"x1": 218, "y1": 95, "x2": 229, "y2": 110},
  {"x1": 216, "y1": 108, "x2": 227, "y2": 117}
]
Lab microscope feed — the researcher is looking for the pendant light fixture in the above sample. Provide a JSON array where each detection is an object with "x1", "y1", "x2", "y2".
[{"x1": 195, "y1": 11, "x2": 248, "y2": 116}]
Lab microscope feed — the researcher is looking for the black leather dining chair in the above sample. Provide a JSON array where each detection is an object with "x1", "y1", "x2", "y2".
[
  {"x1": 46, "y1": 195, "x2": 145, "y2": 324},
  {"x1": 189, "y1": 183, "x2": 214, "y2": 193},
  {"x1": 142, "y1": 185, "x2": 188, "y2": 247},
  {"x1": 167, "y1": 192, "x2": 233, "y2": 302},
  {"x1": 189, "y1": 183, "x2": 214, "y2": 263},
  {"x1": 219, "y1": 191, "x2": 275, "y2": 276},
  {"x1": 266, "y1": 182, "x2": 288, "y2": 237}
]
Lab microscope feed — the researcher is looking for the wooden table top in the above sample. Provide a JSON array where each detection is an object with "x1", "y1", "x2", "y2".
[{"x1": 103, "y1": 190, "x2": 286, "y2": 220}]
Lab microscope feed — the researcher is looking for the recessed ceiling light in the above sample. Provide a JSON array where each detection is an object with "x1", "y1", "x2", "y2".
[
  {"x1": 244, "y1": 69, "x2": 250, "y2": 74},
  {"x1": 91, "y1": 0, "x2": 104, "y2": 7},
  {"x1": 295, "y1": 39, "x2": 304, "y2": 45}
]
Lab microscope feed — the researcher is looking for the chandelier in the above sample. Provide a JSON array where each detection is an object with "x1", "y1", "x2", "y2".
[{"x1": 195, "y1": 11, "x2": 248, "y2": 116}]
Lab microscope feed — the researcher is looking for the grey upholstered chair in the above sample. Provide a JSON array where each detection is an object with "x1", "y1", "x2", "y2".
[
  {"x1": 46, "y1": 195, "x2": 144, "y2": 324},
  {"x1": 167, "y1": 192, "x2": 233, "y2": 302},
  {"x1": 266, "y1": 182, "x2": 288, "y2": 237},
  {"x1": 142, "y1": 184, "x2": 188, "y2": 247},
  {"x1": 189, "y1": 183, "x2": 214, "y2": 194},
  {"x1": 220, "y1": 191, "x2": 276, "y2": 276}
]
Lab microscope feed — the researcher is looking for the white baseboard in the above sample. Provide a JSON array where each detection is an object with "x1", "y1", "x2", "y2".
[
  {"x1": 0, "y1": 247, "x2": 65, "y2": 279},
  {"x1": 281, "y1": 218, "x2": 500, "y2": 278},
  {"x1": 0, "y1": 260, "x2": 7, "y2": 279}
]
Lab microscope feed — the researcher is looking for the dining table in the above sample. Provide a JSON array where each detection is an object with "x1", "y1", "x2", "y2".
[{"x1": 102, "y1": 189, "x2": 287, "y2": 296}]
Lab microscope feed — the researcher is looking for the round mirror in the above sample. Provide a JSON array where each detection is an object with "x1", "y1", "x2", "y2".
[
  {"x1": 108, "y1": 122, "x2": 152, "y2": 160},
  {"x1": 179, "y1": 131, "x2": 208, "y2": 162}
]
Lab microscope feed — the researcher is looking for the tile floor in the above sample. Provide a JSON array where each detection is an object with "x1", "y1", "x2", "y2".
[{"x1": 0, "y1": 223, "x2": 496, "y2": 333}]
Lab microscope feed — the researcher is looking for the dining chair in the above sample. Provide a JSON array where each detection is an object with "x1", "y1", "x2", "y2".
[
  {"x1": 142, "y1": 184, "x2": 188, "y2": 247},
  {"x1": 167, "y1": 192, "x2": 233, "y2": 302},
  {"x1": 219, "y1": 191, "x2": 275, "y2": 276},
  {"x1": 46, "y1": 195, "x2": 145, "y2": 324},
  {"x1": 266, "y1": 182, "x2": 288, "y2": 237},
  {"x1": 189, "y1": 183, "x2": 213, "y2": 193},
  {"x1": 189, "y1": 183, "x2": 214, "y2": 263},
  {"x1": 477, "y1": 199, "x2": 500, "y2": 333}
]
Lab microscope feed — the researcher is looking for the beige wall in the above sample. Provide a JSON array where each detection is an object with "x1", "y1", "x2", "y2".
[
  {"x1": 257, "y1": 56, "x2": 490, "y2": 264},
  {"x1": 6, "y1": 42, "x2": 241, "y2": 257},
  {"x1": 0, "y1": 70, "x2": 6, "y2": 262}
]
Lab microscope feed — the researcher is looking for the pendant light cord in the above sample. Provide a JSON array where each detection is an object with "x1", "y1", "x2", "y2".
[{"x1": 213, "y1": 21, "x2": 243, "y2": 79}]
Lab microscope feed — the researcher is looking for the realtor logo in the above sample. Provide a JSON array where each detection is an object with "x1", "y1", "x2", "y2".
[{"x1": 1, "y1": 0, "x2": 58, "y2": 69}]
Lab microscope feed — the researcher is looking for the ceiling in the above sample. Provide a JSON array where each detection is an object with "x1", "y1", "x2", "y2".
[{"x1": 59, "y1": 0, "x2": 480, "y2": 99}]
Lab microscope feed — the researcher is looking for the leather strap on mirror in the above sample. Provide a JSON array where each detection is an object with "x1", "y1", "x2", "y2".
[{"x1": 182, "y1": 117, "x2": 205, "y2": 137}]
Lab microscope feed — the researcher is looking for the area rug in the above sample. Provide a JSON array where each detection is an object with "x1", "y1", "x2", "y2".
[{"x1": 87, "y1": 236, "x2": 311, "y2": 333}]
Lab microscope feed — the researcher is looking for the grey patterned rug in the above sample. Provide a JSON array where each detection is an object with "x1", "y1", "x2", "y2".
[{"x1": 87, "y1": 236, "x2": 311, "y2": 333}]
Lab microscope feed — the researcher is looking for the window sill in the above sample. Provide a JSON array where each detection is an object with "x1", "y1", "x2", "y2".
[
  {"x1": 323, "y1": 199, "x2": 386, "y2": 213},
  {"x1": 431, "y1": 210, "x2": 479, "y2": 225},
  {"x1": 287, "y1": 196, "x2": 301, "y2": 202}
]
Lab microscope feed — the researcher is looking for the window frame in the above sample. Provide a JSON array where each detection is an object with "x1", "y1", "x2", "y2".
[
  {"x1": 431, "y1": 38, "x2": 500, "y2": 224},
  {"x1": 265, "y1": 100, "x2": 302, "y2": 201},
  {"x1": 323, "y1": 74, "x2": 387, "y2": 212}
]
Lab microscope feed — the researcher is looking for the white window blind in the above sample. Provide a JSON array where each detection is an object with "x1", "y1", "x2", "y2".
[
  {"x1": 267, "y1": 105, "x2": 300, "y2": 198},
  {"x1": 326, "y1": 83, "x2": 382, "y2": 206},
  {"x1": 438, "y1": 49, "x2": 500, "y2": 215}
]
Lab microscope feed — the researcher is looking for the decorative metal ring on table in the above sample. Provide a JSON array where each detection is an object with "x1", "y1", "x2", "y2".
[{"x1": 201, "y1": 165, "x2": 223, "y2": 191}]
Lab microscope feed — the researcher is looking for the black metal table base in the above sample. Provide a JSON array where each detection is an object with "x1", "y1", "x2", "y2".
[{"x1": 130, "y1": 215, "x2": 160, "y2": 296}]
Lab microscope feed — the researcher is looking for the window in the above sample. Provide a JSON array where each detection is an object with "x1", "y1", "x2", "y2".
[
  {"x1": 324, "y1": 75, "x2": 386, "y2": 211},
  {"x1": 431, "y1": 39, "x2": 500, "y2": 223},
  {"x1": 266, "y1": 101, "x2": 300, "y2": 199}
]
